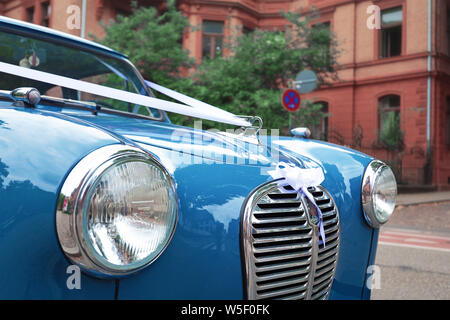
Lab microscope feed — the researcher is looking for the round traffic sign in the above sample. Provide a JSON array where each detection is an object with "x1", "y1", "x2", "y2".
[
  {"x1": 282, "y1": 89, "x2": 301, "y2": 112},
  {"x1": 294, "y1": 70, "x2": 317, "y2": 94}
]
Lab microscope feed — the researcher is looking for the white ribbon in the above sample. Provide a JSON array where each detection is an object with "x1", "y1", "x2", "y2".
[
  {"x1": 0, "y1": 62, "x2": 250, "y2": 127},
  {"x1": 268, "y1": 162, "x2": 327, "y2": 247},
  {"x1": 145, "y1": 80, "x2": 241, "y2": 122}
]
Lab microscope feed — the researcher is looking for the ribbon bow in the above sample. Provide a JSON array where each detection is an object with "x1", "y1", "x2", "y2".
[{"x1": 268, "y1": 162, "x2": 326, "y2": 248}]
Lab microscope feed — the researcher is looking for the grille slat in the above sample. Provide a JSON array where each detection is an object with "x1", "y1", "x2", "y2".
[
  {"x1": 252, "y1": 215, "x2": 307, "y2": 224},
  {"x1": 253, "y1": 206, "x2": 304, "y2": 214},
  {"x1": 319, "y1": 234, "x2": 339, "y2": 246},
  {"x1": 322, "y1": 209, "x2": 337, "y2": 218},
  {"x1": 314, "y1": 261, "x2": 336, "y2": 278},
  {"x1": 252, "y1": 231, "x2": 313, "y2": 244},
  {"x1": 256, "y1": 266, "x2": 310, "y2": 282},
  {"x1": 313, "y1": 275, "x2": 334, "y2": 293},
  {"x1": 253, "y1": 242, "x2": 312, "y2": 254},
  {"x1": 311, "y1": 290, "x2": 329, "y2": 300},
  {"x1": 242, "y1": 183, "x2": 340, "y2": 300},
  {"x1": 259, "y1": 193, "x2": 302, "y2": 204},
  {"x1": 254, "y1": 250, "x2": 313, "y2": 263},
  {"x1": 318, "y1": 245, "x2": 339, "y2": 260},
  {"x1": 255, "y1": 257, "x2": 313, "y2": 272},
  {"x1": 256, "y1": 274, "x2": 310, "y2": 291},
  {"x1": 317, "y1": 253, "x2": 338, "y2": 268},
  {"x1": 256, "y1": 284, "x2": 309, "y2": 299},
  {"x1": 322, "y1": 217, "x2": 339, "y2": 227},
  {"x1": 278, "y1": 292, "x2": 307, "y2": 300},
  {"x1": 252, "y1": 223, "x2": 309, "y2": 234}
]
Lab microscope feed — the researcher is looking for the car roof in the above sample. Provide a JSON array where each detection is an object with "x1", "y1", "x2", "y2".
[{"x1": 0, "y1": 16, "x2": 127, "y2": 59}]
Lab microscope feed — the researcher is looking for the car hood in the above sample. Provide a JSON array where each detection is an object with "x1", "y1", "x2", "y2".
[{"x1": 72, "y1": 113, "x2": 311, "y2": 168}]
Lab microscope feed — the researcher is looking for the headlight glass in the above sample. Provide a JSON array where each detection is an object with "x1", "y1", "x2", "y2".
[
  {"x1": 361, "y1": 160, "x2": 397, "y2": 228},
  {"x1": 85, "y1": 160, "x2": 176, "y2": 271},
  {"x1": 56, "y1": 145, "x2": 177, "y2": 277}
]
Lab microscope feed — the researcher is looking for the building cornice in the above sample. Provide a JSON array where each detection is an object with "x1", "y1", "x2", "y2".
[
  {"x1": 316, "y1": 70, "x2": 437, "y2": 90},
  {"x1": 181, "y1": 0, "x2": 292, "y2": 19}
]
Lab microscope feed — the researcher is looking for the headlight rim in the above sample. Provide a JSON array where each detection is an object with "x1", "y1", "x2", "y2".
[
  {"x1": 56, "y1": 144, "x2": 178, "y2": 278},
  {"x1": 361, "y1": 159, "x2": 397, "y2": 228}
]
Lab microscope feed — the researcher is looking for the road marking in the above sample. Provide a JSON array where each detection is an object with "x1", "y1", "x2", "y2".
[
  {"x1": 378, "y1": 241, "x2": 450, "y2": 253},
  {"x1": 379, "y1": 228, "x2": 450, "y2": 252},
  {"x1": 383, "y1": 229, "x2": 450, "y2": 241},
  {"x1": 403, "y1": 238, "x2": 436, "y2": 244}
]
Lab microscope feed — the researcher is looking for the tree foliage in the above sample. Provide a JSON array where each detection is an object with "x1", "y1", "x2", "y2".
[
  {"x1": 101, "y1": 2, "x2": 339, "y2": 133},
  {"x1": 100, "y1": 1, "x2": 194, "y2": 91}
]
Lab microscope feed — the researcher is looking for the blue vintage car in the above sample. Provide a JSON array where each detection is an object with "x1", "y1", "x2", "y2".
[{"x1": 0, "y1": 16, "x2": 397, "y2": 300}]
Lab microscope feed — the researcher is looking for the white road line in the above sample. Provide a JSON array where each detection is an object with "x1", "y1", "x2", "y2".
[
  {"x1": 378, "y1": 241, "x2": 450, "y2": 253},
  {"x1": 382, "y1": 230, "x2": 450, "y2": 241},
  {"x1": 403, "y1": 238, "x2": 437, "y2": 244},
  {"x1": 378, "y1": 235, "x2": 399, "y2": 240}
]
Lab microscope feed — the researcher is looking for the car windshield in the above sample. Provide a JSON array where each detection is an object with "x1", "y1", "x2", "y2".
[{"x1": 0, "y1": 29, "x2": 162, "y2": 119}]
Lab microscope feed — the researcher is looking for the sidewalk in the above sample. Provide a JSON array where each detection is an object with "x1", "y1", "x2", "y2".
[{"x1": 396, "y1": 191, "x2": 450, "y2": 206}]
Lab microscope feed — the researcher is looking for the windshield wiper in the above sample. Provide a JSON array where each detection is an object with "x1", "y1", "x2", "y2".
[{"x1": 1, "y1": 89, "x2": 158, "y2": 121}]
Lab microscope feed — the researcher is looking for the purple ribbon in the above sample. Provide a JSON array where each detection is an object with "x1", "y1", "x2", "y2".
[{"x1": 299, "y1": 186, "x2": 326, "y2": 248}]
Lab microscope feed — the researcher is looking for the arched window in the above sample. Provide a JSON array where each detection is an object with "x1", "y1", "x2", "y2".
[
  {"x1": 312, "y1": 101, "x2": 329, "y2": 141},
  {"x1": 378, "y1": 95, "x2": 401, "y2": 149}
]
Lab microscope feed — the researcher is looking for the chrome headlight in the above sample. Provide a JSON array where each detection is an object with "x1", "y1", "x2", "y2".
[
  {"x1": 56, "y1": 145, "x2": 178, "y2": 277},
  {"x1": 361, "y1": 160, "x2": 397, "y2": 228}
]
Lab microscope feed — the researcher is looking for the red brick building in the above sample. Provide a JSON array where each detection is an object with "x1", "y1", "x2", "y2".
[{"x1": 1, "y1": 0, "x2": 449, "y2": 189}]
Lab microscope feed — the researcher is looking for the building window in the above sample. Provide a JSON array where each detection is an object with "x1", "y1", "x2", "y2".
[
  {"x1": 378, "y1": 95, "x2": 402, "y2": 149},
  {"x1": 312, "y1": 21, "x2": 331, "y2": 66},
  {"x1": 26, "y1": 6, "x2": 35, "y2": 23},
  {"x1": 243, "y1": 26, "x2": 253, "y2": 35},
  {"x1": 202, "y1": 20, "x2": 224, "y2": 59},
  {"x1": 310, "y1": 102, "x2": 329, "y2": 141},
  {"x1": 380, "y1": 7, "x2": 402, "y2": 58},
  {"x1": 447, "y1": 8, "x2": 450, "y2": 55},
  {"x1": 446, "y1": 97, "x2": 450, "y2": 146},
  {"x1": 41, "y1": 2, "x2": 51, "y2": 27}
]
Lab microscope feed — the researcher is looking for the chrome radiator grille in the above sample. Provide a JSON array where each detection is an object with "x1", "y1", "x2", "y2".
[{"x1": 241, "y1": 182, "x2": 340, "y2": 300}]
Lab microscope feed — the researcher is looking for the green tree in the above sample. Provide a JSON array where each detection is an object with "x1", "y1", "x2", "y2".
[
  {"x1": 379, "y1": 112, "x2": 404, "y2": 151},
  {"x1": 191, "y1": 10, "x2": 339, "y2": 130},
  {"x1": 101, "y1": 4, "x2": 339, "y2": 133},
  {"x1": 100, "y1": 1, "x2": 194, "y2": 91}
]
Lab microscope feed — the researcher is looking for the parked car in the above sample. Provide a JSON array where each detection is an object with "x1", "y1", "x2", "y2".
[{"x1": 0, "y1": 16, "x2": 397, "y2": 300}]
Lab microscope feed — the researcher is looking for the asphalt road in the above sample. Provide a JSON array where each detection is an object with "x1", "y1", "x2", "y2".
[{"x1": 371, "y1": 201, "x2": 450, "y2": 300}]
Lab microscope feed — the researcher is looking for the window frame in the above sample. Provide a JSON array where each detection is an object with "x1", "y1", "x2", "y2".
[
  {"x1": 201, "y1": 20, "x2": 224, "y2": 60},
  {"x1": 446, "y1": 96, "x2": 450, "y2": 147},
  {"x1": 447, "y1": 7, "x2": 450, "y2": 56},
  {"x1": 311, "y1": 21, "x2": 332, "y2": 67},
  {"x1": 40, "y1": 1, "x2": 51, "y2": 27},
  {"x1": 316, "y1": 101, "x2": 329, "y2": 141},
  {"x1": 373, "y1": 1, "x2": 406, "y2": 61},
  {"x1": 379, "y1": 6, "x2": 403, "y2": 59},
  {"x1": 25, "y1": 6, "x2": 35, "y2": 24},
  {"x1": 378, "y1": 94, "x2": 402, "y2": 148}
]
